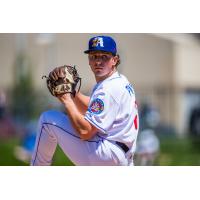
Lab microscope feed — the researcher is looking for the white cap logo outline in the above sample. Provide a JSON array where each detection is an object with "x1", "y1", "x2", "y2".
[{"x1": 92, "y1": 37, "x2": 104, "y2": 47}]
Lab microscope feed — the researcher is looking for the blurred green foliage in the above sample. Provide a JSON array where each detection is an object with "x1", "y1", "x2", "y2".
[{"x1": 10, "y1": 53, "x2": 39, "y2": 122}]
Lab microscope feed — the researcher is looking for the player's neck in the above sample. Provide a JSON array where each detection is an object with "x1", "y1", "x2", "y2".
[{"x1": 95, "y1": 68, "x2": 117, "y2": 83}]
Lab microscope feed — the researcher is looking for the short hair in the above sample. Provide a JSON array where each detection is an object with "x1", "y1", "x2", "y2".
[{"x1": 115, "y1": 54, "x2": 121, "y2": 67}]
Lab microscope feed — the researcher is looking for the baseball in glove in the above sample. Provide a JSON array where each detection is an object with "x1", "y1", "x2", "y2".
[{"x1": 42, "y1": 65, "x2": 81, "y2": 97}]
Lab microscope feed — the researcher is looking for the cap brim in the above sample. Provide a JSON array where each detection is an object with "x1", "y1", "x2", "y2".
[
  {"x1": 84, "y1": 50, "x2": 91, "y2": 54},
  {"x1": 84, "y1": 50, "x2": 116, "y2": 55}
]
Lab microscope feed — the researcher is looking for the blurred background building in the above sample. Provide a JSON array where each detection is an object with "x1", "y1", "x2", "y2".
[{"x1": 1, "y1": 33, "x2": 200, "y2": 137}]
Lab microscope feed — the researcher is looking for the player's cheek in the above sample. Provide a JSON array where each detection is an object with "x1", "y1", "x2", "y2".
[
  {"x1": 88, "y1": 60, "x2": 93, "y2": 66},
  {"x1": 89, "y1": 62, "x2": 95, "y2": 70}
]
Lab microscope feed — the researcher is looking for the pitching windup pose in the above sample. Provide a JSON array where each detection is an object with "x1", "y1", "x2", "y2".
[{"x1": 31, "y1": 35, "x2": 139, "y2": 166}]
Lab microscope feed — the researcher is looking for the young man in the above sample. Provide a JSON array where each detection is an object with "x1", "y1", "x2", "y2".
[{"x1": 31, "y1": 35, "x2": 139, "y2": 166}]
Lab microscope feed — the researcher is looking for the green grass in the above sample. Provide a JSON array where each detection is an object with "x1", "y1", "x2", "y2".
[
  {"x1": 52, "y1": 146, "x2": 74, "y2": 166},
  {"x1": 0, "y1": 135, "x2": 200, "y2": 166},
  {"x1": 0, "y1": 138, "x2": 27, "y2": 166},
  {"x1": 0, "y1": 137, "x2": 74, "y2": 166},
  {"x1": 156, "y1": 136, "x2": 200, "y2": 166}
]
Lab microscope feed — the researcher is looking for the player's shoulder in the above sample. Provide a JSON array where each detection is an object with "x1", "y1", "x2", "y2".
[
  {"x1": 106, "y1": 72, "x2": 131, "y2": 90},
  {"x1": 103, "y1": 72, "x2": 135, "y2": 101},
  {"x1": 105, "y1": 71, "x2": 128, "y2": 84}
]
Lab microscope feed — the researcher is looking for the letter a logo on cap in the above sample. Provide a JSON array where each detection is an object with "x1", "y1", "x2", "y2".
[{"x1": 92, "y1": 37, "x2": 104, "y2": 47}]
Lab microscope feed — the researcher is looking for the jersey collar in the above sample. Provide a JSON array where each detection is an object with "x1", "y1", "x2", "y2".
[
  {"x1": 91, "y1": 71, "x2": 120, "y2": 95},
  {"x1": 105, "y1": 71, "x2": 121, "y2": 81}
]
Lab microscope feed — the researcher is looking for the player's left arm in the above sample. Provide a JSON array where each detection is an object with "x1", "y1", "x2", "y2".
[{"x1": 58, "y1": 93, "x2": 98, "y2": 140}]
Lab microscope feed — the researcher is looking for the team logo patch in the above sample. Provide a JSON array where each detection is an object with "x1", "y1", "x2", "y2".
[{"x1": 88, "y1": 98, "x2": 104, "y2": 114}]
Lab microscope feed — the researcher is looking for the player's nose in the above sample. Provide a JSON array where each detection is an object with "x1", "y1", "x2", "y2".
[
  {"x1": 95, "y1": 58, "x2": 102, "y2": 64},
  {"x1": 95, "y1": 61, "x2": 103, "y2": 67}
]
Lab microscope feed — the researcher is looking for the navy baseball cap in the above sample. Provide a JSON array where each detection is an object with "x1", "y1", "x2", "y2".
[{"x1": 84, "y1": 35, "x2": 117, "y2": 55}]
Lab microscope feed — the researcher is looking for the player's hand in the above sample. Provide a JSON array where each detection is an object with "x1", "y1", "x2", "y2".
[
  {"x1": 49, "y1": 66, "x2": 65, "y2": 81},
  {"x1": 57, "y1": 93, "x2": 73, "y2": 105}
]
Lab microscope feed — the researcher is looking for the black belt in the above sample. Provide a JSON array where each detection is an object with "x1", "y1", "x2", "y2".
[{"x1": 115, "y1": 141, "x2": 129, "y2": 153}]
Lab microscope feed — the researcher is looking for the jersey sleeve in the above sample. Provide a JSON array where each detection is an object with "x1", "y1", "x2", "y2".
[{"x1": 84, "y1": 90, "x2": 119, "y2": 134}]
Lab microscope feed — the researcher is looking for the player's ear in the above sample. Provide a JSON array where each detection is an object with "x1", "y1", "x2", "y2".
[{"x1": 112, "y1": 55, "x2": 118, "y2": 66}]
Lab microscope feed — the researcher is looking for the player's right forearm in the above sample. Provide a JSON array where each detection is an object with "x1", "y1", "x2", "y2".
[{"x1": 73, "y1": 92, "x2": 90, "y2": 114}]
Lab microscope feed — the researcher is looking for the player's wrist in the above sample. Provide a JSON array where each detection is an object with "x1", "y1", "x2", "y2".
[
  {"x1": 63, "y1": 96, "x2": 74, "y2": 107},
  {"x1": 57, "y1": 93, "x2": 72, "y2": 105}
]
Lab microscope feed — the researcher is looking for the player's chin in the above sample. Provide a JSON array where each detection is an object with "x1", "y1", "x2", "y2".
[
  {"x1": 94, "y1": 71, "x2": 106, "y2": 77},
  {"x1": 94, "y1": 68, "x2": 105, "y2": 74}
]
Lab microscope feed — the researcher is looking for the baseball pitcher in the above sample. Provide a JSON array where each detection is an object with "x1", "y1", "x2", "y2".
[{"x1": 31, "y1": 35, "x2": 139, "y2": 166}]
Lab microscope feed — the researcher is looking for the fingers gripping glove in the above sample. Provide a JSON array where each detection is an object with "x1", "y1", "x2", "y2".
[{"x1": 42, "y1": 65, "x2": 81, "y2": 97}]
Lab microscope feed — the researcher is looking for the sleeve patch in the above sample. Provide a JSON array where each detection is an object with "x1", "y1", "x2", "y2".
[{"x1": 88, "y1": 98, "x2": 104, "y2": 114}]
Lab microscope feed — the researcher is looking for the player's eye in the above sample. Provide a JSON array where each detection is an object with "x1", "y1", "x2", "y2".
[
  {"x1": 89, "y1": 55, "x2": 96, "y2": 60},
  {"x1": 101, "y1": 55, "x2": 108, "y2": 61},
  {"x1": 89, "y1": 54, "x2": 112, "y2": 61}
]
